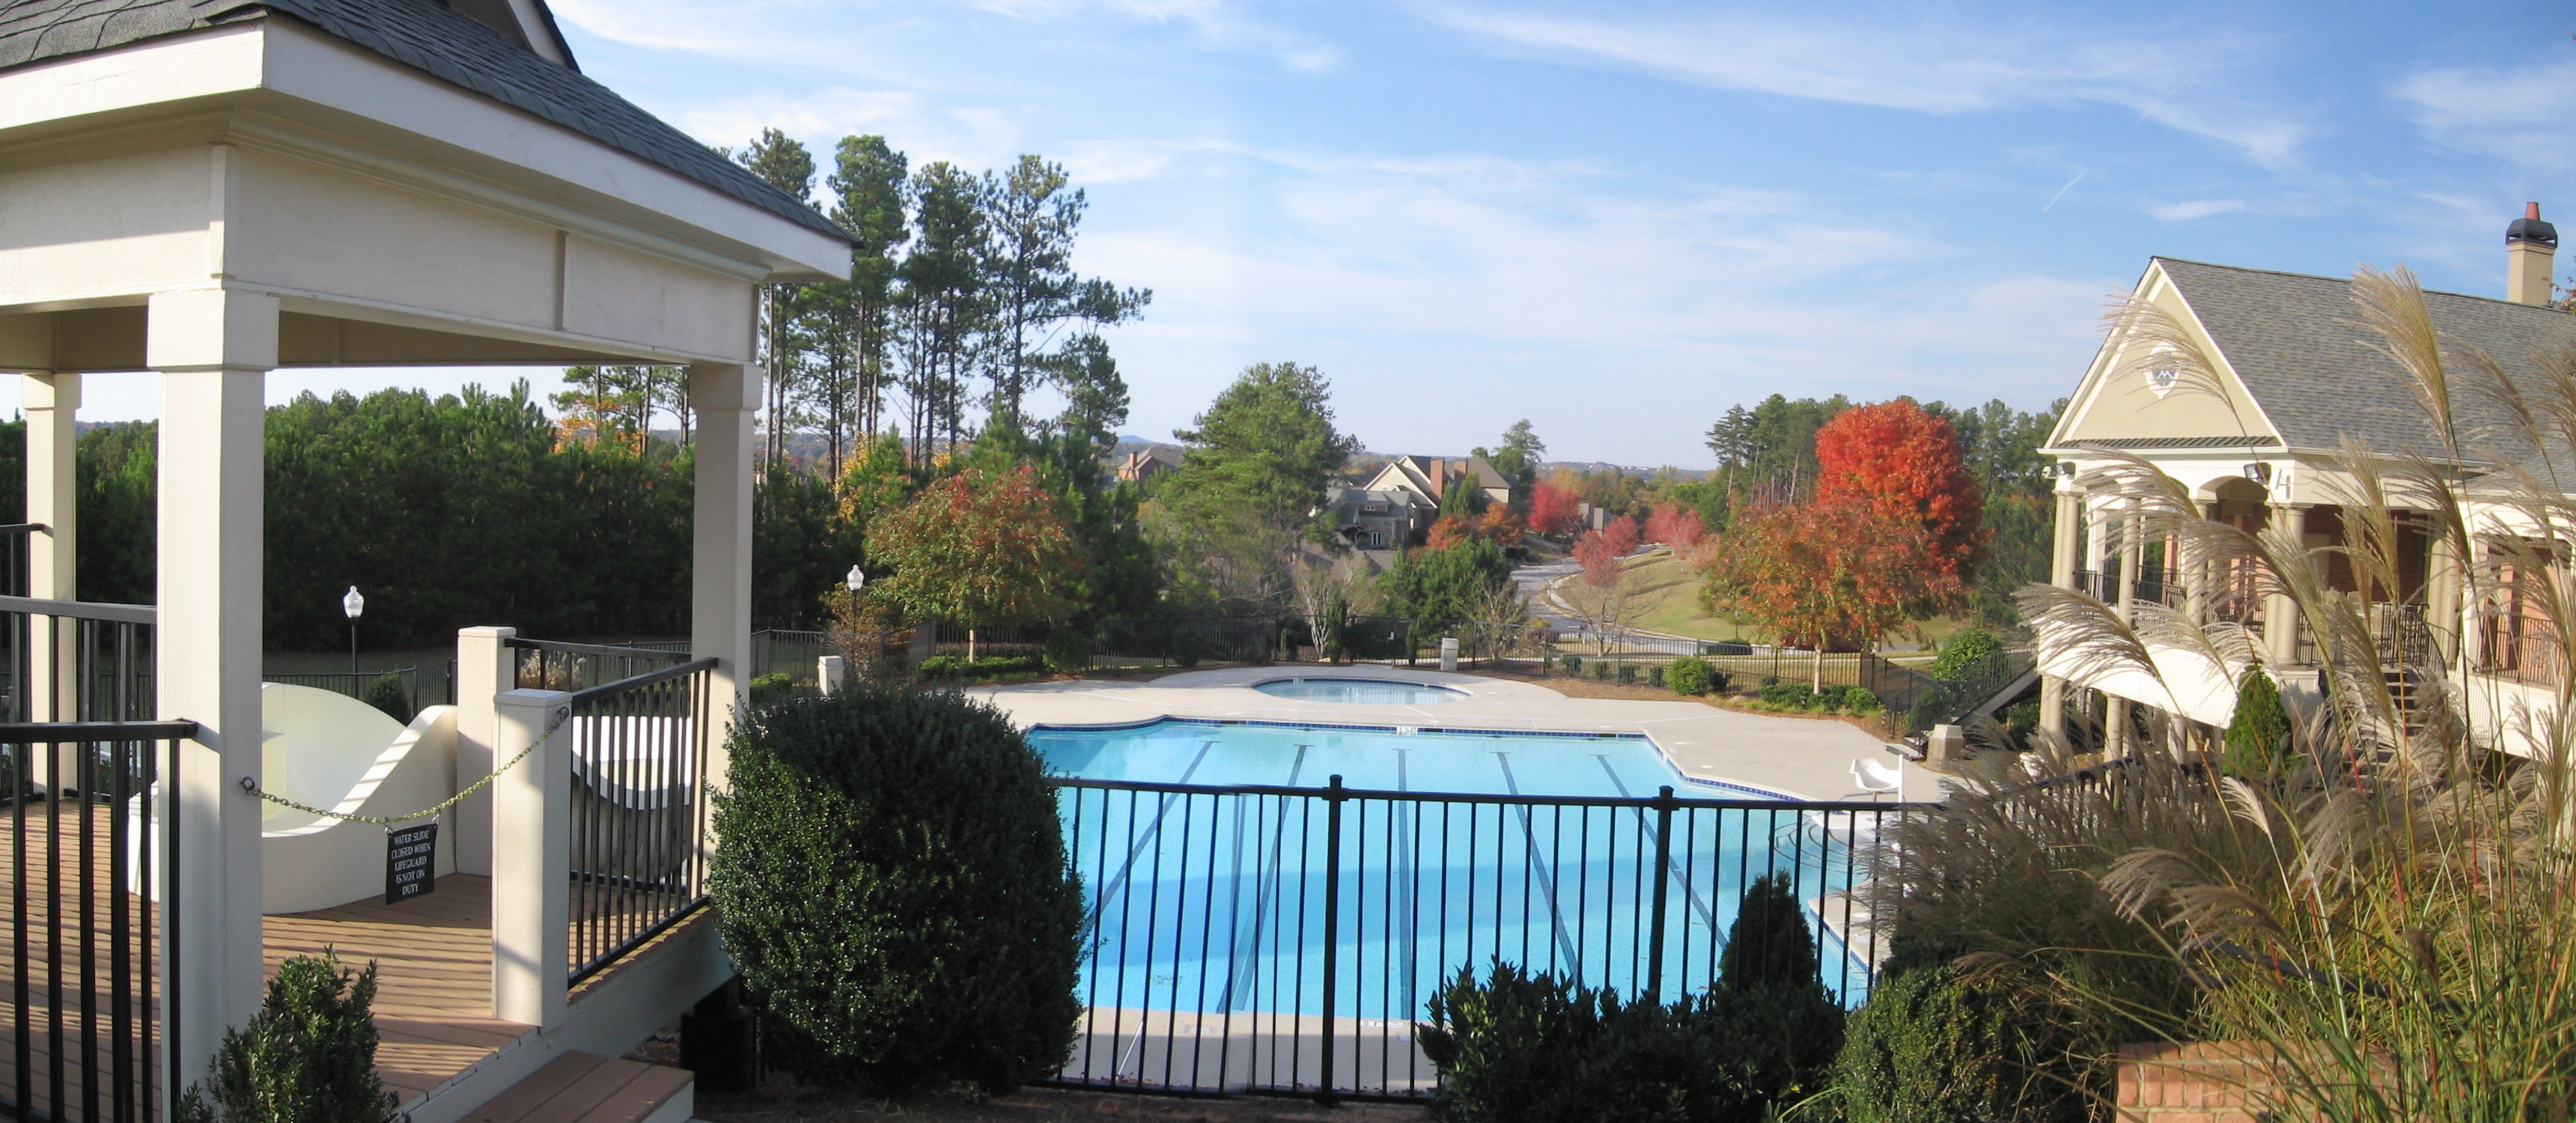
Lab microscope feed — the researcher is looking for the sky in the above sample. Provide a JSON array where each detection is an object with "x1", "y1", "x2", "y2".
[{"x1": 39, "y1": 0, "x2": 2576, "y2": 466}]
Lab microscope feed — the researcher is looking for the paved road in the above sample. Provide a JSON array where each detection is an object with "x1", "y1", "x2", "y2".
[{"x1": 1512, "y1": 551, "x2": 1717, "y2": 655}]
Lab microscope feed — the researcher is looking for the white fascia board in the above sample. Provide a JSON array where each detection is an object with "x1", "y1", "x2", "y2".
[
  {"x1": 0, "y1": 23, "x2": 267, "y2": 134},
  {"x1": 0, "y1": 21, "x2": 847, "y2": 281},
  {"x1": 255, "y1": 22, "x2": 847, "y2": 281}
]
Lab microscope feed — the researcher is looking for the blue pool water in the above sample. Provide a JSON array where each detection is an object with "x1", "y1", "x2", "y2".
[
  {"x1": 1250, "y1": 678, "x2": 1469, "y2": 705},
  {"x1": 1029, "y1": 719, "x2": 1878, "y2": 1028}
]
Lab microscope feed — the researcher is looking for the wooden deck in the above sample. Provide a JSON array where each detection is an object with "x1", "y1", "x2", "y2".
[{"x1": 9, "y1": 801, "x2": 707, "y2": 1116}]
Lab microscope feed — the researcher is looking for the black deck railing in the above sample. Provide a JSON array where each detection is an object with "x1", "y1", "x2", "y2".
[
  {"x1": 1047, "y1": 776, "x2": 1921, "y2": 1100},
  {"x1": 565, "y1": 657, "x2": 717, "y2": 985},
  {"x1": 510, "y1": 637, "x2": 692, "y2": 696},
  {"x1": 4, "y1": 719, "x2": 195, "y2": 1123},
  {"x1": 0, "y1": 596, "x2": 157, "y2": 725}
]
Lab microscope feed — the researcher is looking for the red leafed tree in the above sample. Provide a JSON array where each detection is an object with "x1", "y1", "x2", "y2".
[
  {"x1": 1572, "y1": 515, "x2": 1640, "y2": 580},
  {"x1": 1812, "y1": 399, "x2": 1986, "y2": 581},
  {"x1": 870, "y1": 465, "x2": 1083, "y2": 659},
  {"x1": 1643, "y1": 501, "x2": 1708, "y2": 559},
  {"x1": 1426, "y1": 514, "x2": 1474, "y2": 550},
  {"x1": 1528, "y1": 481, "x2": 1582, "y2": 537},
  {"x1": 1699, "y1": 496, "x2": 1964, "y2": 688}
]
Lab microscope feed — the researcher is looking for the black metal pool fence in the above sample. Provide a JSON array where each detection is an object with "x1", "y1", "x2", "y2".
[{"x1": 1047, "y1": 776, "x2": 1921, "y2": 1100}]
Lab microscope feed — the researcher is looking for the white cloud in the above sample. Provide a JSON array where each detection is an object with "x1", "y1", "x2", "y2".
[
  {"x1": 2151, "y1": 198, "x2": 2247, "y2": 222},
  {"x1": 2396, "y1": 54, "x2": 2576, "y2": 172},
  {"x1": 1413, "y1": 4, "x2": 2304, "y2": 168},
  {"x1": 970, "y1": 0, "x2": 1339, "y2": 70}
]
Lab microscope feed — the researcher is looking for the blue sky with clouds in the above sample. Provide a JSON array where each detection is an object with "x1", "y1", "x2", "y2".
[{"x1": 52, "y1": 0, "x2": 2576, "y2": 466}]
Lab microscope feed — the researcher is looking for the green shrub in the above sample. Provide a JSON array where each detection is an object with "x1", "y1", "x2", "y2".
[
  {"x1": 1761, "y1": 681, "x2": 1813, "y2": 708},
  {"x1": 1812, "y1": 684, "x2": 1849, "y2": 710},
  {"x1": 1928, "y1": 628, "x2": 2006, "y2": 681},
  {"x1": 1827, "y1": 960, "x2": 2092, "y2": 1123},
  {"x1": 1417, "y1": 872, "x2": 1842, "y2": 1123},
  {"x1": 710, "y1": 683, "x2": 1083, "y2": 1095},
  {"x1": 749, "y1": 672, "x2": 795, "y2": 703},
  {"x1": 1710, "y1": 641, "x2": 1755, "y2": 656},
  {"x1": 916, "y1": 654, "x2": 1045, "y2": 681},
  {"x1": 1042, "y1": 630, "x2": 1092, "y2": 673},
  {"x1": 1617, "y1": 663, "x2": 1639, "y2": 685},
  {"x1": 1842, "y1": 687, "x2": 1881, "y2": 714},
  {"x1": 1669, "y1": 656, "x2": 1716, "y2": 696},
  {"x1": 1648, "y1": 664, "x2": 1668, "y2": 689},
  {"x1": 1592, "y1": 660, "x2": 1613, "y2": 681},
  {"x1": 361, "y1": 674, "x2": 412, "y2": 725},
  {"x1": 177, "y1": 950, "x2": 401, "y2": 1123},
  {"x1": 1560, "y1": 654, "x2": 1583, "y2": 675},
  {"x1": 2223, "y1": 668, "x2": 2290, "y2": 779}
]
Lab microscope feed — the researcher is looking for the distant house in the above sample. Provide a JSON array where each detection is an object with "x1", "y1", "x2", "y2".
[
  {"x1": 1117, "y1": 445, "x2": 1184, "y2": 484},
  {"x1": 1325, "y1": 454, "x2": 1511, "y2": 549}
]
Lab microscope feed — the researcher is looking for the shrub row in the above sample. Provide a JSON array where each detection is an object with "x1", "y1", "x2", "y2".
[
  {"x1": 916, "y1": 654, "x2": 1046, "y2": 681},
  {"x1": 1757, "y1": 681, "x2": 1881, "y2": 714}
]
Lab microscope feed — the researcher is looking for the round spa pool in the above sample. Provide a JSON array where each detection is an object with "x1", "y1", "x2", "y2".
[{"x1": 1250, "y1": 678, "x2": 1467, "y2": 704}]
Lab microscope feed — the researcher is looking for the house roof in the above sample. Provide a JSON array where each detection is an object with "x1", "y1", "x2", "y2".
[
  {"x1": 2156, "y1": 258, "x2": 2576, "y2": 464},
  {"x1": 0, "y1": 0, "x2": 850, "y2": 245}
]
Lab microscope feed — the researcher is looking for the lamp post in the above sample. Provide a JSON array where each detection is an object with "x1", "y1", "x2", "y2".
[
  {"x1": 342, "y1": 585, "x2": 365, "y2": 677},
  {"x1": 847, "y1": 564, "x2": 865, "y2": 595}
]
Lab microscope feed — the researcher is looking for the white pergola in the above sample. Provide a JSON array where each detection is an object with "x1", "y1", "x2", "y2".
[{"x1": 0, "y1": 0, "x2": 848, "y2": 1077}]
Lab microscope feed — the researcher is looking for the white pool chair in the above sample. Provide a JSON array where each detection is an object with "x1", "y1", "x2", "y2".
[{"x1": 1852, "y1": 757, "x2": 1904, "y2": 801}]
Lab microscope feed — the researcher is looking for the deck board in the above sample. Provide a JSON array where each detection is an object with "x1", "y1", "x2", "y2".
[{"x1": 9, "y1": 800, "x2": 707, "y2": 1117}]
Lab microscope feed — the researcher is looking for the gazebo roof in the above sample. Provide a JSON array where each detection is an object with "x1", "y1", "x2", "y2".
[{"x1": 0, "y1": 0, "x2": 848, "y2": 245}]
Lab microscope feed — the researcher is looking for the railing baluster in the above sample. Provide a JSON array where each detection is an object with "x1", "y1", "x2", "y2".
[{"x1": 1317, "y1": 775, "x2": 1343, "y2": 1104}]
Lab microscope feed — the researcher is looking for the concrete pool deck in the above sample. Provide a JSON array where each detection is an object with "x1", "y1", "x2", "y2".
[{"x1": 972, "y1": 666, "x2": 1943, "y2": 803}]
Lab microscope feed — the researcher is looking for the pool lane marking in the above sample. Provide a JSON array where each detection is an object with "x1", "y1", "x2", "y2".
[
  {"x1": 1215, "y1": 742, "x2": 1312, "y2": 1012},
  {"x1": 1077, "y1": 738, "x2": 1218, "y2": 945},
  {"x1": 1494, "y1": 752, "x2": 1585, "y2": 976},
  {"x1": 1591, "y1": 755, "x2": 1720, "y2": 935}
]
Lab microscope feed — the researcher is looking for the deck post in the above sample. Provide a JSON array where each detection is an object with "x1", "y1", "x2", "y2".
[
  {"x1": 492, "y1": 687, "x2": 573, "y2": 1028},
  {"x1": 689, "y1": 362, "x2": 755, "y2": 793},
  {"x1": 24, "y1": 371, "x2": 75, "y2": 722},
  {"x1": 454, "y1": 626, "x2": 517, "y2": 877},
  {"x1": 148, "y1": 284, "x2": 277, "y2": 1077}
]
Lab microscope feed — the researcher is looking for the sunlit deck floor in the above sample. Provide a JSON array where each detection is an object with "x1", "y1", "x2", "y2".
[
  {"x1": 7, "y1": 804, "x2": 706, "y2": 1116},
  {"x1": 264, "y1": 876, "x2": 533, "y2": 1103}
]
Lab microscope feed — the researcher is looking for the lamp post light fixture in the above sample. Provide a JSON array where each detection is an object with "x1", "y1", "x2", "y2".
[
  {"x1": 342, "y1": 585, "x2": 365, "y2": 677},
  {"x1": 847, "y1": 564, "x2": 865, "y2": 593}
]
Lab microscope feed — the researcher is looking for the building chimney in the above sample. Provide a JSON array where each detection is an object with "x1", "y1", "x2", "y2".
[{"x1": 2507, "y1": 201, "x2": 2558, "y2": 305}]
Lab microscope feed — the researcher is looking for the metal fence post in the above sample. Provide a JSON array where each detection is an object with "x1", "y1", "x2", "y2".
[
  {"x1": 1647, "y1": 785, "x2": 1675, "y2": 1002},
  {"x1": 1318, "y1": 774, "x2": 1345, "y2": 1104}
]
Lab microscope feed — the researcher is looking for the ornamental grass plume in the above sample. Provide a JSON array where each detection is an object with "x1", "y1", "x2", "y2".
[{"x1": 1877, "y1": 266, "x2": 2576, "y2": 1122}]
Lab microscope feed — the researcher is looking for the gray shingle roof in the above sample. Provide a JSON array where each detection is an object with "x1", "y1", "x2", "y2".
[
  {"x1": 0, "y1": 0, "x2": 850, "y2": 246},
  {"x1": 2160, "y1": 258, "x2": 2576, "y2": 469}
]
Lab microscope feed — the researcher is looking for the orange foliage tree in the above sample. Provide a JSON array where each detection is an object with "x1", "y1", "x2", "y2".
[
  {"x1": 869, "y1": 465, "x2": 1083, "y2": 660},
  {"x1": 1812, "y1": 399, "x2": 1986, "y2": 582},
  {"x1": 1476, "y1": 505, "x2": 1525, "y2": 547},
  {"x1": 1699, "y1": 496, "x2": 1964, "y2": 689},
  {"x1": 1528, "y1": 481, "x2": 1582, "y2": 538},
  {"x1": 1426, "y1": 514, "x2": 1474, "y2": 550}
]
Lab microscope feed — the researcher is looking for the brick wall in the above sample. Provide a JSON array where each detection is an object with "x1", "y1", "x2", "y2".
[{"x1": 2116, "y1": 1042, "x2": 2299, "y2": 1123}]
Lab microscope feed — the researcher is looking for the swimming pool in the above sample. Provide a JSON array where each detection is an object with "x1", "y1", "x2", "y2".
[
  {"x1": 1250, "y1": 678, "x2": 1469, "y2": 705},
  {"x1": 1029, "y1": 717, "x2": 1886, "y2": 1093}
]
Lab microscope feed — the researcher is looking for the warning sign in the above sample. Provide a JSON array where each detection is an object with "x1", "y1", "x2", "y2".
[{"x1": 386, "y1": 821, "x2": 438, "y2": 905}]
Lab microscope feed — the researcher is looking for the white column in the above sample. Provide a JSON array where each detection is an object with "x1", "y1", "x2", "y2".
[
  {"x1": 452, "y1": 626, "x2": 516, "y2": 876},
  {"x1": 491, "y1": 687, "x2": 570, "y2": 1028},
  {"x1": 2267, "y1": 504, "x2": 2309, "y2": 666},
  {"x1": 24, "y1": 371, "x2": 76, "y2": 722},
  {"x1": 690, "y1": 362, "x2": 756, "y2": 783},
  {"x1": 147, "y1": 287, "x2": 276, "y2": 1073},
  {"x1": 2038, "y1": 484, "x2": 2083, "y2": 738}
]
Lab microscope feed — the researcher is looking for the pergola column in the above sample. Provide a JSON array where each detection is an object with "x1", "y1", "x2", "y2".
[
  {"x1": 690, "y1": 362, "x2": 757, "y2": 779},
  {"x1": 147, "y1": 287, "x2": 275, "y2": 1074},
  {"x1": 2038, "y1": 481, "x2": 2083, "y2": 739},
  {"x1": 2108, "y1": 504, "x2": 2144, "y2": 758},
  {"x1": 24, "y1": 371, "x2": 76, "y2": 720},
  {"x1": 2267, "y1": 502, "x2": 2309, "y2": 666}
]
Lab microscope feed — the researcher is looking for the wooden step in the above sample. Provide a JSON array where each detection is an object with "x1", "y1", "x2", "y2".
[{"x1": 461, "y1": 1050, "x2": 694, "y2": 1123}]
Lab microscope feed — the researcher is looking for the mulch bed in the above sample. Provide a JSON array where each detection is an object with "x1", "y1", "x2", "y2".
[{"x1": 692, "y1": 1082, "x2": 1425, "y2": 1122}]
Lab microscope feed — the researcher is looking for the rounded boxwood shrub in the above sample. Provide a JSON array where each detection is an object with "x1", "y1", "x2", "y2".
[
  {"x1": 1827, "y1": 958, "x2": 2092, "y2": 1123},
  {"x1": 1560, "y1": 654, "x2": 1583, "y2": 675},
  {"x1": 1042, "y1": 630, "x2": 1093, "y2": 673},
  {"x1": 179, "y1": 950, "x2": 401, "y2": 1123},
  {"x1": 1842, "y1": 687, "x2": 1881, "y2": 714},
  {"x1": 1668, "y1": 655, "x2": 1717, "y2": 696},
  {"x1": 710, "y1": 683, "x2": 1083, "y2": 1095}
]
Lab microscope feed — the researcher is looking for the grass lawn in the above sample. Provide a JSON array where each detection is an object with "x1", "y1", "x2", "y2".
[{"x1": 1607, "y1": 547, "x2": 1982, "y2": 651}]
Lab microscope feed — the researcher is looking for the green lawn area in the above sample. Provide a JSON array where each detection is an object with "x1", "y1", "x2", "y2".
[{"x1": 1607, "y1": 547, "x2": 1978, "y2": 649}]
